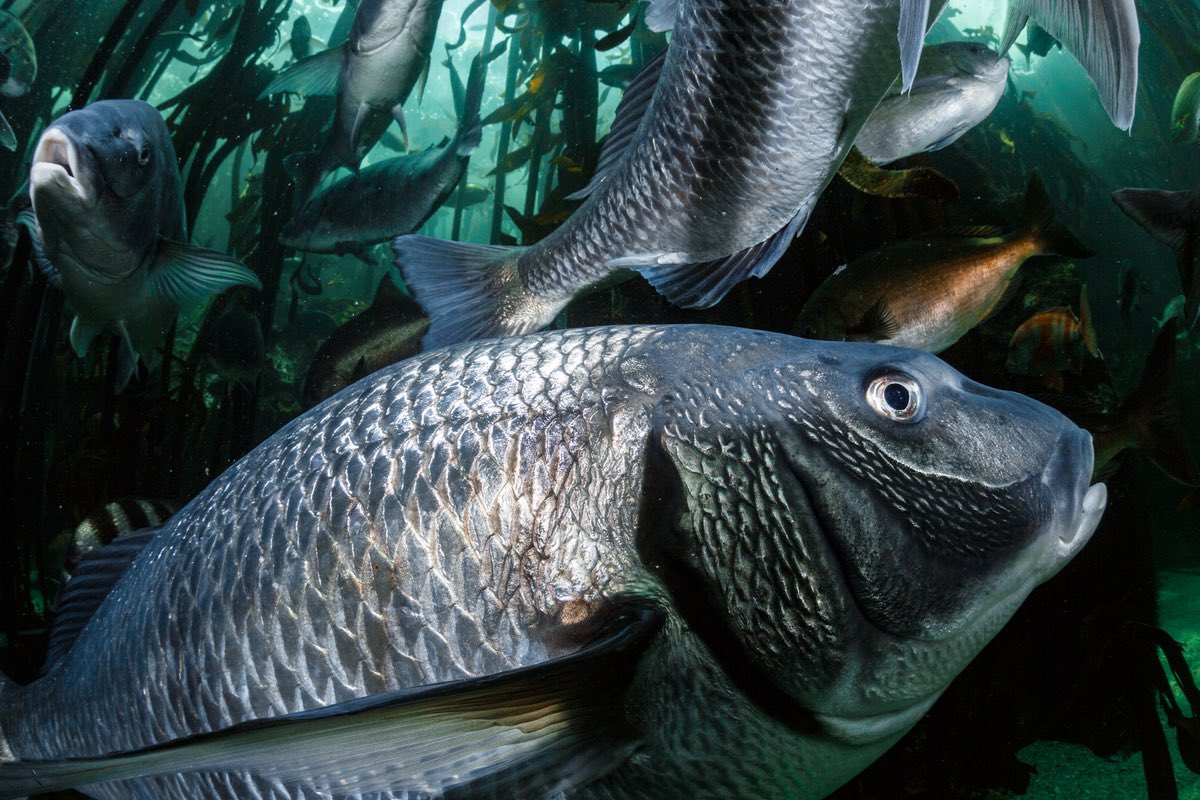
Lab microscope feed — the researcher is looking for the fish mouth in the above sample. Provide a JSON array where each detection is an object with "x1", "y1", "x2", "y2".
[
  {"x1": 1040, "y1": 430, "x2": 1106, "y2": 572},
  {"x1": 31, "y1": 128, "x2": 94, "y2": 206}
]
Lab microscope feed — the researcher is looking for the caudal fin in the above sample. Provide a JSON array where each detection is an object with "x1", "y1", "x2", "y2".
[
  {"x1": 1021, "y1": 172, "x2": 1094, "y2": 259},
  {"x1": 1000, "y1": 0, "x2": 1139, "y2": 130},
  {"x1": 1112, "y1": 187, "x2": 1200, "y2": 329},
  {"x1": 392, "y1": 235, "x2": 560, "y2": 350},
  {"x1": 1120, "y1": 318, "x2": 1200, "y2": 486}
]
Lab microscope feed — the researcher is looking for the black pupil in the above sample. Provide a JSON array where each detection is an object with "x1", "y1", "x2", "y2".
[{"x1": 884, "y1": 382, "x2": 910, "y2": 412}]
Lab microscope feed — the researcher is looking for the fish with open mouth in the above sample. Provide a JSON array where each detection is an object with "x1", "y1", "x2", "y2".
[{"x1": 21, "y1": 99, "x2": 260, "y2": 391}]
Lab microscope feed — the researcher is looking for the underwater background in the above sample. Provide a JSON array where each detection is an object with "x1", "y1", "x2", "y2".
[{"x1": 0, "y1": 0, "x2": 1196, "y2": 797}]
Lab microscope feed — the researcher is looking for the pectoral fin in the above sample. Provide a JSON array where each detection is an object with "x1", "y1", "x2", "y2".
[
  {"x1": 0, "y1": 598, "x2": 665, "y2": 799},
  {"x1": 17, "y1": 208, "x2": 61, "y2": 287},
  {"x1": 68, "y1": 316, "x2": 103, "y2": 358},
  {"x1": 898, "y1": 0, "x2": 933, "y2": 93},
  {"x1": 149, "y1": 240, "x2": 262, "y2": 306},
  {"x1": 259, "y1": 45, "x2": 343, "y2": 98}
]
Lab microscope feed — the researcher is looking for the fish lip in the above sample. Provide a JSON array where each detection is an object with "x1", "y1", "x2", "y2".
[
  {"x1": 1040, "y1": 429, "x2": 1106, "y2": 571},
  {"x1": 31, "y1": 128, "x2": 94, "y2": 206}
]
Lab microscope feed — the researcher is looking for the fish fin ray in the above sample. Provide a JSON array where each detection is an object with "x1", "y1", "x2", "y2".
[
  {"x1": 68, "y1": 317, "x2": 102, "y2": 359},
  {"x1": 150, "y1": 240, "x2": 262, "y2": 307},
  {"x1": 1020, "y1": 173, "x2": 1093, "y2": 259},
  {"x1": 1001, "y1": 0, "x2": 1139, "y2": 130},
  {"x1": 898, "y1": 0, "x2": 933, "y2": 92},
  {"x1": 567, "y1": 49, "x2": 666, "y2": 201},
  {"x1": 392, "y1": 235, "x2": 548, "y2": 349},
  {"x1": 849, "y1": 298, "x2": 900, "y2": 341},
  {"x1": 0, "y1": 110, "x2": 14, "y2": 151},
  {"x1": 42, "y1": 526, "x2": 163, "y2": 675},
  {"x1": 16, "y1": 208, "x2": 61, "y2": 287},
  {"x1": 0, "y1": 598, "x2": 666, "y2": 799},
  {"x1": 112, "y1": 321, "x2": 139, "y2": 393},
  {"x1": 259, "y1": 45, "x2": 342, "y2": 98},
  {"x1": 643, "y1": 0, "x2": 678, "y2": 33},
  {"x1": 615, "y1": 206, "x2": 808, "y2": 309},
  {"x1": 1111, "y1": 188, "x2": 1196, "y2": 252}
]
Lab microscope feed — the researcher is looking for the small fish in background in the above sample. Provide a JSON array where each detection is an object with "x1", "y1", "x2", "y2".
[
  {"x1": 289, "y1": 14, "x2": 314, "y2": 62},
  {"x1": 1112, "y1": 186, "x2": 1200, "y2": 330},
  {"x1": 1006, "y1": 286, "x2": 1101, "y2": 392},
  {"x1": 202, "y1": 305, "x2": 266, "y2": 393},
  {"x1": 0, "y1": 326, "x2": 1106, "y2": 798},
  {"x1": 795, "y1": 173, "x2": 1092, "y2": 353},
  {"x1": 57, "y1": 497, "x2": 178, "y2": 595},
  {"x1": 1014, "y1": 22, "x2": 1062, "y2": 68},
  {"x1": 598, "y1": 62, "x2": 639, "y2": 89},
  {"x1": 1116, "y1": 260, "x2": 1148, "y2": 322},
  {"x1": 302, "y1": 274, "x2": 428, "y2": 405},
  {"x1": 19, "y1": 99, "x2": 261, "y2": 392},
  {"x1": 1090, "y1": 318, "x2": 1200, "y2": 488},
  {"x1": 854, "y1": 42, "x2": 1011, "y2": 166},
  {"x1": 279, "y1": 52, "x2": 489, "y2": 259},
  {"x1": 1170, "y1": 72, "x2": 1200, "y2": 143},
  {"x1": 260, "y1": 0, "x2": 448, "y2": 206},
  {"x1": 1156, "y1": 294, "x2": 1188, "y2": 331},
  {"x1": 0, "y1": 9, "x2": 35, "y2": 151}
]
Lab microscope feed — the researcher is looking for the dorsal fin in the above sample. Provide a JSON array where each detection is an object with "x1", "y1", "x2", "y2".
[
  {"x1": 566, "y1": 49, "x2": 667, "y2": 201},
  {"x1": 43, "y1": 525, "x2": 162, "y2": 674}
]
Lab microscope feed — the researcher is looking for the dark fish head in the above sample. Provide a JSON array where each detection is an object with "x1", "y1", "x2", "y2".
[
  {"x1": 0, "y1": 10, "x2": 36, "y2": 98},
  {"x1": 943, "y1": 41, "x2": 1010, "y2": 83},
  {"x1": 652, "y1": 336, "x2": 1104, "y2": 744},
  {"x1": 31, "y1": 100, "x2": 181, "y2": 274}
]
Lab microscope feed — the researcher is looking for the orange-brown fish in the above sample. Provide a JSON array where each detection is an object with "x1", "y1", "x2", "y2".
[
  {"x1": 795, "y1": 173, "x2": 1092, "y2": 352},
  {"x1": 1006, "y1": 286, "x2": 1099, "y2": 392}
]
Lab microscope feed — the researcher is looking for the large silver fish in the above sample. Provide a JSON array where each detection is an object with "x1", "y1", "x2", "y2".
[
  {"x1": 854, "y1": 42, "x2": 1011, "y2": 165},
  {"x1": 395, "y1": 0, "x2": 1139, "y2": 350},
  {"x1": 262, "y1": 0, "x2": 447, "y2": 205},
  {"x1": 279, "y1": 53, "x2": 487, "y2": 258},
  {"x1": 0, "y1": 325, "x2": 1106, "y2": 799},
  {"x1": 21, "y1": 100, "x2": 260, "y2": 391}
]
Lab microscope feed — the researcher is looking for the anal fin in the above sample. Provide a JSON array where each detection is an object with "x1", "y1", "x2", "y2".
[{"x1": 613, "y1": 205, "x2": 810, "y2": 310}]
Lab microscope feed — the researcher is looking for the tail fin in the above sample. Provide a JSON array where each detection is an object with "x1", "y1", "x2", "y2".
[
  {"x1": 1077, "y1": 285, "x2": 1099, "y2": 357},
  {"x1": 1021, "y1": 172, "x2": 1094, "y2": 259},
  {"x1": 1000, "y1": 0, "x2": 1139, "y2": 130},
  {"x1": 1120, "y1": 318, "x2": 1200, "y2": 486},
  {"x1": 1112, "y1": 188, "x2": 1200, "y2": 329},
  {"x1": 392, "y1": 235, "x2": 559, "y2": 350},
  {"x1": 1015, "y1": 40, "x2": 1033, "y2": 68},
  {"x1": 455, "y1": 54, "x2": 487, "y2": 156}
]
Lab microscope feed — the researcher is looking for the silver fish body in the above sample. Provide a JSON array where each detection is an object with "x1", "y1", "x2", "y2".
[
  {"x1": 395, "y1": 0, "x2": 1139, "y2": 351},
  {"x1": 24, "y1": 100, "x2": 260, "y2": 390},
  {"x1": 0, "y1": 325, "x2": 1105, "y2": 799},
  {"x1": 280, "y1": 54, "x2": 487, "y2": 256},
  {"x1": 269, "y1": 0, "x2": 447, "y2": 204},
  {"x1": 854, "y1": 42, "x2": 1010, "y2": 165}
]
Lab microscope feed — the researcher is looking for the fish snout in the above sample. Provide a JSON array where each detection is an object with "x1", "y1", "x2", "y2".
[
  {"x1": 31, "y1": 128, "x2": 93, "y2": 205},
  {"x1": 1040, "y1": 428, "x2": 1106, "y2": 573}
]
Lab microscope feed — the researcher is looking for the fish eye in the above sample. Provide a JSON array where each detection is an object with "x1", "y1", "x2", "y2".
[
  {"x1": 865, "y1": 372, "x2": 924, "y2": 423},
  {"x1": 137, "y1": 143, "x2": 151, "y2": 166}
]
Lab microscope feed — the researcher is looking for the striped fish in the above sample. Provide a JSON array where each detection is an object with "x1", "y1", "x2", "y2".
[
  {"x1": 1005, "y1": 286, "x2": 1099, "y2": 392},
  {"x1": 60, "y1": 498, "x2": 177, "y2": 589}
]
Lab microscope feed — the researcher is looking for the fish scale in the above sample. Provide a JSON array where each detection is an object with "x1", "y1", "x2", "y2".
[{"x1": 3, "y1": 329, "x2": 654, "y2": 780}]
